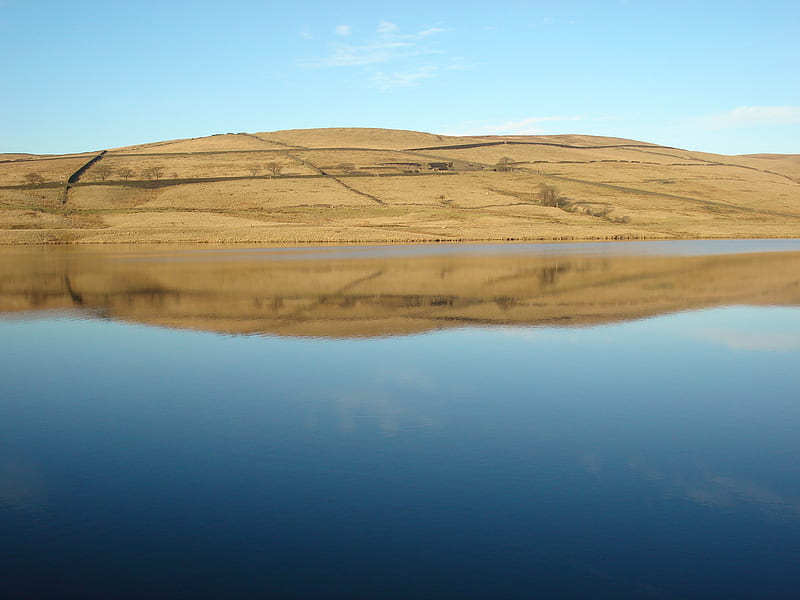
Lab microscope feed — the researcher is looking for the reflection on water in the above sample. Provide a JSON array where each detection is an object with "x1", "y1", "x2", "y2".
[
  {"x1": 623, "y1": 455, "x2": 800, "y2": 517},
  {"x1": 1, "y1": 241, "x2": 800, "y2": 599},
  {"x1": 1, "y1": 241, "x2": 799, "y2": 337}
]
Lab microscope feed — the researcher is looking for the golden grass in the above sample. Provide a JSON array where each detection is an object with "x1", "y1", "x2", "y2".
[
  {"x1": 260, "y1": 127, "x2": 458, "y2": 150},
  {"x1": 0, "y1": 188, "x2": 64, "y2": 210},
  {"x1": 139, "y1": 178, "x2": 377, "y2": 210},
  {"x1": 0, "y1": 155, "x2": 94, "y2": 186},
  {"x1": 289, "y1": 149, "x2": 436, "y2": 173},
  {"x1": 85, "y1": 151, "x2": 314, "y2": 182},
  {"x1": 111, "y1": 133, "x2": 285, "y2": 153},
  {"x1": 342, "y1": 172, "x2": 522, "y2": 207},
  {"x1": 66, "y1": 185, "x2": 152, "y2": 210},
  {"x1": 439, "y1": 145, "x2": 658, "y2": 166},
  {"x1": 734, "y1": 154, "x2": 800, "y2": 179},
  {"x1": 1, "y1": 128, "x2": 798, "y2": 245},
  {"x1": 0, "y1": 207, "x2": 73, "y2": 230},
  {"x1": 496, "y1": 133, "x2": 663, "y2": 147},
  {"x1": 544, "y1": 162, "x2": 798, "y2": 213}
]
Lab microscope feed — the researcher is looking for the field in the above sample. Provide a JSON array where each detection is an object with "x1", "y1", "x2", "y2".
[{"x1": 1, "y1": 128, "x2": 799, "y2": 244}]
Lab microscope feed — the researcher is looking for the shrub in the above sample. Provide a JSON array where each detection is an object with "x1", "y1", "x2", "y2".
[{"x1": 537, "y1": 183, "x2": 569, "y2": 208}]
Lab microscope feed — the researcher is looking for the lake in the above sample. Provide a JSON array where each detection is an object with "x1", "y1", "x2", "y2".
[{"x1": 2, "y1": 240, "x2": 800, "y2": 599}]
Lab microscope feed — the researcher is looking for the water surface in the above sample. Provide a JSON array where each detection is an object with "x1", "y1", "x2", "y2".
[{"x1": 1, "y1": 241, "x2": 799, "y2": 599}]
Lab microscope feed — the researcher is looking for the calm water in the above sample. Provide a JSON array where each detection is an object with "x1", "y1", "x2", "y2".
[{"x1": 2, "y1": 241, "x2": 800, "y2": 599}]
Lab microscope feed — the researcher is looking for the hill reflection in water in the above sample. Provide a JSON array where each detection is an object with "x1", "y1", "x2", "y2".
[
  {"x1": 1, "y1": 242, "x2": 799, "y2": 337},
  {"x1": 3, "y1": 241, "x2": 800, "y2": 599}
]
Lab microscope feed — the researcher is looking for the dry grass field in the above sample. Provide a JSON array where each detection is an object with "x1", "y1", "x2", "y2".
[{"x1": 1, "y1": 128, "x2": 798, "y2": 244}]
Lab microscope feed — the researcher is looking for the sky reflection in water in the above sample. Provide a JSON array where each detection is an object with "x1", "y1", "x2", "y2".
[{"x1": 1, "y1": 243, "x2": 800, "y2": 599}]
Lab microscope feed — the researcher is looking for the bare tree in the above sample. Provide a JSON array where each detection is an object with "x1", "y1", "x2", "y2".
[
  {"x1": 248, "y1": 165, "x2": 261, "y2": 176},
  {"x1": 142, "y1": 166, "x2": 164, "y2": 181},
  {"x1": 24, "y1": 172, "x2": 45, "y2": 185},
  {"x1": 95, "y1": 163, "x2": 113, "y2": 181},
  {"x1": 337, "y1": 162, "x2": 356, "y2": 174},
  {"x1": 537, "y1": 183, "x2": 569, "y2": 208},
  {"x1": 495, "y1": 156, "x2": 514, "y2": 172},
  {"x1": 117, "y1": 167, "x2": 134, "y2": 181},
  {"x1": 265, "y1": 162, "x2": 283, "y2": 176}
]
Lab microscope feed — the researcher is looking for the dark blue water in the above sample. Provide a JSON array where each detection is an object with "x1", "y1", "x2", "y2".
[{"x1": 2, "y1": 243, "x2": 800, "y2": 599}]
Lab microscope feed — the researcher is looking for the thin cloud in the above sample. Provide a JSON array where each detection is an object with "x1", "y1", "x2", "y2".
[
  {"x1": 419, "y1": 27, "x2": 445, "y2": 37},
  {"x1": 693, "y1": 105, "x2": 800, "y2": 129},
  {"x1": 300, "y1": 21, "x2": 446, "y2": 69},
  {"x1": 335, "y1": 24, "x2": 352, "y2": 36},
  {"x1": 377, "y1": 20, "x2": 398, "y2": 34},
  {"x1": 371, "y1": 66, "x2": 438, "y2": 91},
  {"x1": 301, "y1": 41, "x2": 414, "y2": 68}
]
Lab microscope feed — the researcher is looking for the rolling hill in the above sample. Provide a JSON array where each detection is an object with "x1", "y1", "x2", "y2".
[{"x1": 1, "y1": 128, "x2": 799, "y2": 244}]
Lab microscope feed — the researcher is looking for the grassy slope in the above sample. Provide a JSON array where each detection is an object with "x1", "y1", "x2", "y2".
[{"x1": 1, "y1": 128, "x2": 799, "y2": 244}]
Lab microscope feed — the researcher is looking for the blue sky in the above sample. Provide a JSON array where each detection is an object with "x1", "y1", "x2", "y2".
[{"x1": 1, "y1": 0, "x2": 798, "y2": 155}]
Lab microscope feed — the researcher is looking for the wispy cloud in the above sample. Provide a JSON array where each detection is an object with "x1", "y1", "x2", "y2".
[
  {"x1": 692, "y1": 105, "x2": 800, "y2": 129},
  {"x1": 418, "y1": 27, "x2": 445, "y2": 37},
  {"x1": 371, "y1": 66, "x2": 438, "y2": 91},
  {"x1": 301, "y1": 41, "x2": 415, "y2": 68},
  {"x1": 299, "y1": 20, "x2": 447, "y2": 82},
  {"x1": 377, "y1": 20, "x2": 398, "y2": 34}
]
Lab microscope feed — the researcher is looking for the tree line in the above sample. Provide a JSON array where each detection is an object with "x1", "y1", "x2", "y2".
[{"x1": 24, "y1": 162, "x2": 286, "y2": 185}]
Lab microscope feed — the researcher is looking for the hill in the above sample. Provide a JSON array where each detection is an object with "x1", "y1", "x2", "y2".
[{"x1": 1, "y1": 128, "x2": 799, "y2": 244}]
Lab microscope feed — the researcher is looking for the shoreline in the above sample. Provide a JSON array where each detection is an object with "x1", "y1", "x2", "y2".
[{"x1": 2, "y1": 231, "x2": 800, "y2": 247}]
